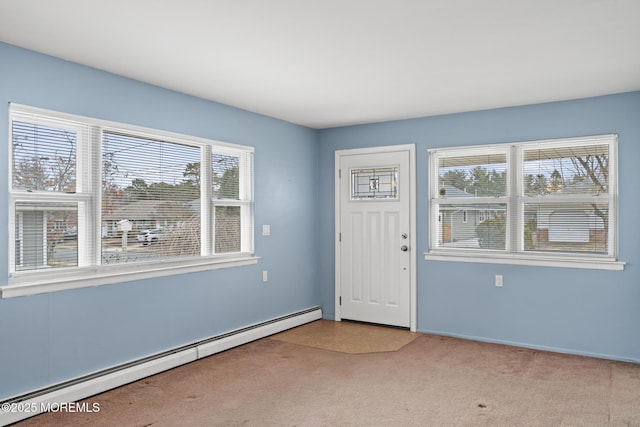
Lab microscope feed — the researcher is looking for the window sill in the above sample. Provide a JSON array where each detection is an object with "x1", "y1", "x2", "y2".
[
  {"x1": 424, "y1": 251, "x2": 625, "y2": 271},
  {"x1": 1, "y1": 255, "x2": 259, "y2": 298}
]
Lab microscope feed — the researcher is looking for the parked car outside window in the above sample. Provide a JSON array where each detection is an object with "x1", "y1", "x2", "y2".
[
  {"x1": 137, "y1": 228, "x2": 165, "y2": 245},
  {"x1": 61, "y1": 227, "x2": 77, "y2": 241},
  {"x1": 145, "y1": 229, "x2": 165, "y2": 245},
  {"x1": 137, "y1": 229, "x2": 151, "y2": 243}
]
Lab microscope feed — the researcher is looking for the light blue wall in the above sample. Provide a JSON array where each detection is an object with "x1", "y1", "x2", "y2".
[
  {"x1": 0, "y1": 43, "x2": 319, "y2": 400},
  {"x1": 318, "y1": 91, "x2": 640, "y2": 363},
  {"x1": 1, "y1": 41, "x2": 639, "y2": 401}
]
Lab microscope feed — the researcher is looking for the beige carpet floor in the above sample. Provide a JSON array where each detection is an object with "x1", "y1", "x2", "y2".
[{"x1": 13, "y1": 320, "x2": 640, "y2": 426}]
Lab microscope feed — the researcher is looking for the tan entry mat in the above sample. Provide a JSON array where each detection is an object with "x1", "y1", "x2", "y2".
[{"x1": 270, "y1": 319, "x2": 418, "y2": 354}]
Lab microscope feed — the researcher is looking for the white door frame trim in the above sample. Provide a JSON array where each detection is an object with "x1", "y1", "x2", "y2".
[{"x1": 335, "y1": 144, "x2": 417, "y2": 332}]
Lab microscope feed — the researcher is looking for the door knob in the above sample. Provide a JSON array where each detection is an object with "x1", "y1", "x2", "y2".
[{"x1": 400, "y1": 245, "x2": 409, "y2": 252}]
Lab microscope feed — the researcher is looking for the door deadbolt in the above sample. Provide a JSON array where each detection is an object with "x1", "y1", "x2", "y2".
[{"x1": 401, "y1": 233, "x2": 408, "y2": 239}]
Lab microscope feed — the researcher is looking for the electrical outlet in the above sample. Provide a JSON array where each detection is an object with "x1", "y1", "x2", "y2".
[
  {"x1": 495, "y1": 274, "x2": 503, "y2": 287},
  {"x1": 262, "y1": 270, "x2": 268, "y2": 282}
]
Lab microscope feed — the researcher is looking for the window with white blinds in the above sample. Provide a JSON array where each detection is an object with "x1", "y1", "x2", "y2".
[
  {"x1": 427, "y1": 134, "x2": 621, "y2": 270},
  {"x1": 520, "y1": 142, "x2": 612, "y2": 256},
  {"x1": 8, "y1": 104, "x2": 254, "y2": 287}
]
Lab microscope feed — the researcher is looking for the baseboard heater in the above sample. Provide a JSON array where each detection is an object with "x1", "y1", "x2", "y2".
[{"x1": 0, "y1": 306, "x2": 322, "y2": 426}]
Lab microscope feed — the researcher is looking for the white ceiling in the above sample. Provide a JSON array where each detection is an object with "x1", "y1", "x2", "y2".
[{"x1": 1, "y1": 0, "x2": 639, "y2": 129}]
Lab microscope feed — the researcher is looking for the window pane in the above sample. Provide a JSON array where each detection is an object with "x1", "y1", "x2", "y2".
[
  {"x1": 12, "y1": 121, "x2": 77, "y2": 192},
  {"x1": 438, "y1": 154, "x2": 507, "y2": 198},
  {"x1": 523, "y1": 144, "x2": 609, "y2": 196},
  {"x1": 213, "y1": 153, "x2": 240, "y2": 200},
  {"x1": 15, "y1": 203, "x2": 78, "y2": 271},
  {"x1": 351, "y1": 167, "x2": 398, "y2": 200},
  {"x1": 101, "y1": 132, "x2": 201, "y2": 264},
  {"x1": 436, "y1": 204, "x2": 507, "y2": 250},
  {"x1": 523, "y1": 203, "x2": 608, "y2": 254},
  {"x1": 215, "y1": 206, "x2": 241, "y2": 253}
]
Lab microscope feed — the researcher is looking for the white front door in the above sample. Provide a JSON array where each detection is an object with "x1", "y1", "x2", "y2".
[{"x1": 336, "y1": 145, "x2": 415, "y2": 329}]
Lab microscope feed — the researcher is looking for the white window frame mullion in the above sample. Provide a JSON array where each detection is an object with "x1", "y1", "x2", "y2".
[
  {"x1": 428, "y1": 148, "x2": 438, "y2": 250},
  {"x1": 242, "y1": 150, "x2": 254, "y2": 254},
  {"x1": 8, "y1": 112, "x2": 16, "y2": 273},
  {"x1": 435, "y1": 196, "x2": 508, "y2": 205},
  {"x1": 243, "y1": 151, "x2": 254, "y2": 198},
  {"x1": 242, "y1": 204, "x2": 253, "y2": 253},
  {"x1": 512, "y1": 144, "x2": 522, "y2": 253},
  {"x1": 78, "y1": 123, "x2": 98, "y2": 267},
  {"x1": 90, "y1": 125, "x2": 103, "y2": 266},
  {"x1": 608, "y1": 135, "x2": 618, "y2": 259},
  {"x1": 608, "y1": 197, "x2": 617, "y2": 259},
  {"x1": 201, "y1": 145, "x2": 213, "y2": 256},
  {"x1": 41, "y1": 212, "x2": 48, "y2": 267}
]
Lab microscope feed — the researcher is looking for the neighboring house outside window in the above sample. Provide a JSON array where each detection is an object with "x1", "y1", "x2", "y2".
[
  {"x1": 426, "y1": 134, "x2": 623, "y2": 270},
  {"x1": 5, "y1": 104, "x2": 255, "y2": 297}
]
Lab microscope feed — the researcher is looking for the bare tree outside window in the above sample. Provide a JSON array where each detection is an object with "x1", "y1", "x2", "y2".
[
  {"x1": 12, "y1": 121, "x2": 76, "y2": 193},
  {"x1": 523, "y1": 145, "x2": 609, "y2": 252}
]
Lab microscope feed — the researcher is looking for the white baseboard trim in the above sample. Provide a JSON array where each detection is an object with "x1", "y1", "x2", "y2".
[
  {"x1": 0, "y1": 307, "x2": 322, "y2": 426},
  {"x1": 419, "y1": 328, "x2": 640, "y2": 365},
  {"x1": 197, "y1": 307, "x2": 323, "y2": 358}
]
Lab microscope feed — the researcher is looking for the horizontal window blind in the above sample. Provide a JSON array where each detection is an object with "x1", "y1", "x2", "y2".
[
  {"x1": 14, "y1": 203, "x2": 79, "y2": 271},
  {"x1": 437, "y1": 152, "x2": 507, "y2": 198},
  {"x1": 9, "y1": 103, "x2": 255, "y2": 279},
  {"x1": 101, "y1": 131, "x2": 202, "y2": 264},
  {"x1": 11, "y1": 116, "x2": 83, "y2": 272},
  {"x1": 435, "y1": 150, "x2": 509, "y2": 251},
  {"x1": 12, "y1": 120, "x2": 78, "y2": 193},
  {"x1": 429, "y1": 135, "x2": 617, "y2": 262},
  {"x1": 521, "y1": 141, "x2": 611, "y2": 255},
  {"x1": 211, "y1": 151, "x2": 252, "y2": 254}
]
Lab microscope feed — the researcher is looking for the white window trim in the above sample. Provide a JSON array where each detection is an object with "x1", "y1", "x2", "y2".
[
  {"x1": 424, "y1": 251, "x2": 624, "y2": 271},
  {"x1": 1, "y1": 256, "x2": 259, "y2": 298},
  {"x1": 425, "y1": 135, "x2": 625, "y2": 271},
  {"x1": 4, "y1": 104, "x2": 256, "y2": 298}
]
